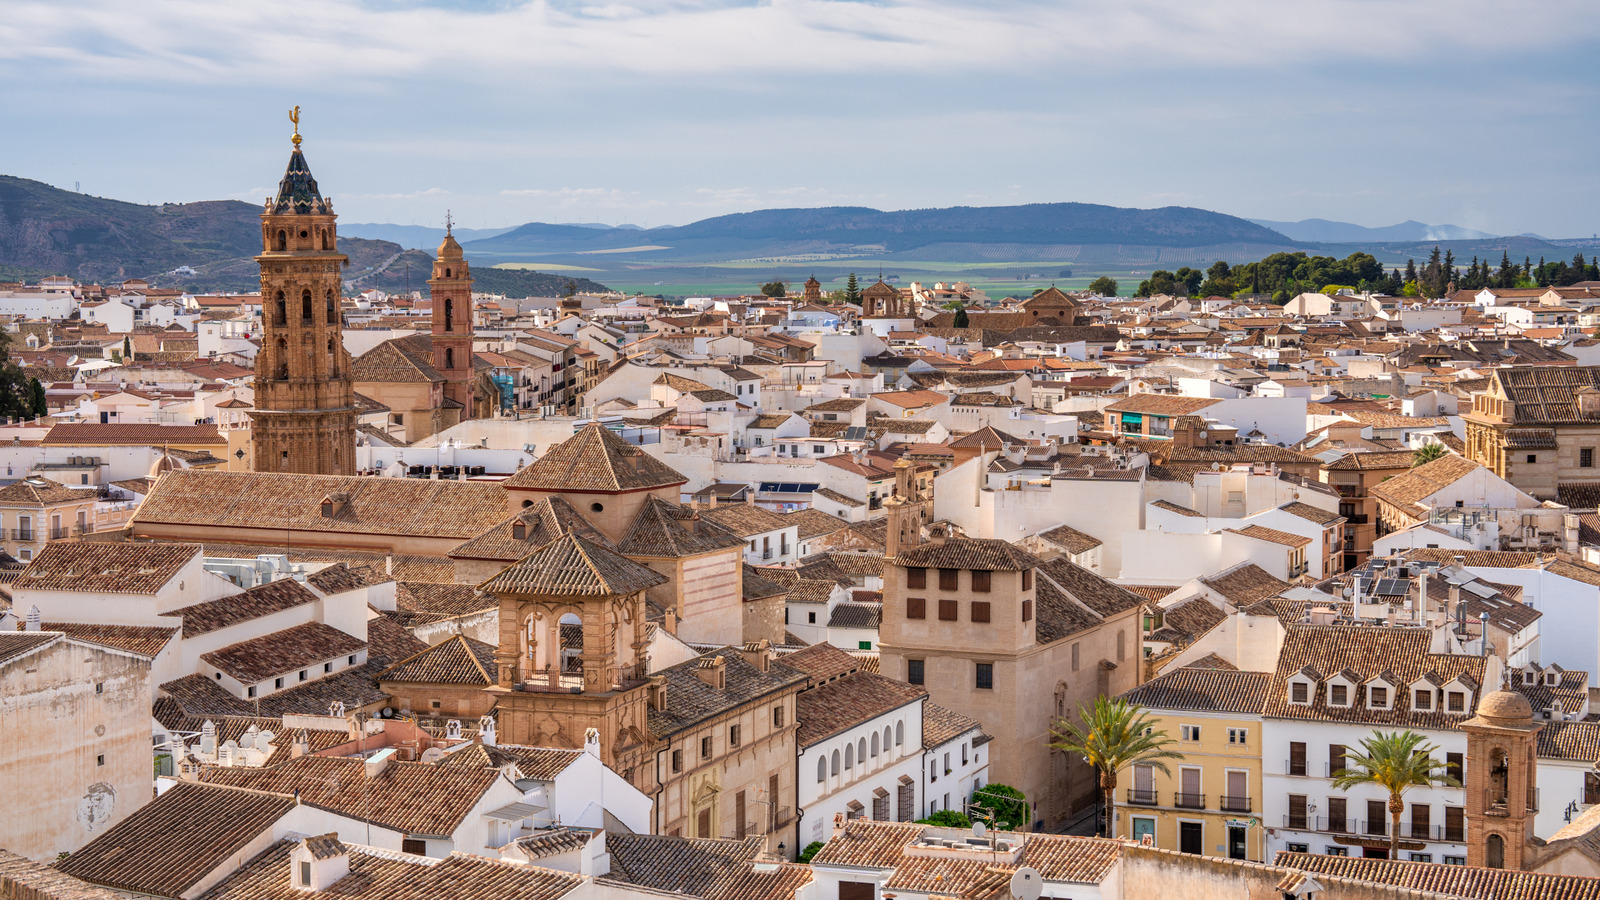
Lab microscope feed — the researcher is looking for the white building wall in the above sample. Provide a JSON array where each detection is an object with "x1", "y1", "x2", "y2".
[{"x1": 797, "y1": 703, "x2": 924, "y2": 848}]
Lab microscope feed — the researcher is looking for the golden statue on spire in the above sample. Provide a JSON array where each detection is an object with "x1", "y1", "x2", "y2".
[{"x1": 289, "y1": 106, "x2": 302, "y2": 148}]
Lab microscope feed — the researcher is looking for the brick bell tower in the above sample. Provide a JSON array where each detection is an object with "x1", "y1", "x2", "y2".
[
  {"x1": 248, "y1": 109, "x2": 358, "y2": 475},
  {"x1": 429, "y1": 218, "x2": 475, "y2": 416},
  {"x1": 1462, "y1": 687, "x2": 1542, "y2": 870}
]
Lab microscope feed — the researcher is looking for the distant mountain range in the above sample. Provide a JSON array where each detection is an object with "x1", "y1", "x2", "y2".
[
  {"x1": 1247, "y1": 217, "x2": 1498, "y2": 243},
  {"x1": 0, "y1": 175, "x2": 606, "y2": 295},
  {"x1": 464, "y1": 203, "x2": 1302, "y2": 262}
]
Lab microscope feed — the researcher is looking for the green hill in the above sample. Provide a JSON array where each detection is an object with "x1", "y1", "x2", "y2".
[{"x1": 0, "y1": 175, "x2": 608, "y2": 296}]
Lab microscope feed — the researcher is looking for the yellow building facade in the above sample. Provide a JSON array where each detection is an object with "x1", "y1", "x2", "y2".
[{"x1": 1118, "y1": 667, "x2": 1270, "y2": 862}]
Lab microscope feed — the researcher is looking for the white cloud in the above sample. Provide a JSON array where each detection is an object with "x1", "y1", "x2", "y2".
[{"x1": 3, "y1": 0, "x2": 1595, "y2": 88}]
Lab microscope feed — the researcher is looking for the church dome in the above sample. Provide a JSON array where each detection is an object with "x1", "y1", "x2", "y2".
[
  {"x1": 1476, "y1": 689, "x2": 1534, "y2": 723},
  {"x1": 436, "y1": 232, "x2": 464, "y2": 259},
  {"x1": 150, "y1": 453, "x2": 185, "y2": 478}
]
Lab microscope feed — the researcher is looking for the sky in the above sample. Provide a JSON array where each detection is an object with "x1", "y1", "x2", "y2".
[{"x1": 3, "y1": 0, "x2": 1598, "y2": 236}]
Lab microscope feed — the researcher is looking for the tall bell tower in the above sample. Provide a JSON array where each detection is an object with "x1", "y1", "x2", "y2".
[
  {"x1": 429, "y1": 218, "x2": 475, "y2": 417},
  {"x1": 248, "y1": 110, "x2": 358, "y2": 475}
]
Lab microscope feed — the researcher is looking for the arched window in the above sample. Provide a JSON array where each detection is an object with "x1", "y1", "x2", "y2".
[
  {"x1": 320, "y1": 229, "x2": 330, "y2": 251},
  {"x1": 817, "y1": 757, "x2": 827, "y2": 783},
  {"x1": 844, "y1": 745, "x2": 854, "y2": 770},
  {"x1": 326, "y1": 290, "x2": 337, "y2": 324},
  {"x1": 445, "y1": 347, "x2": 455, "y2": 370},
  {"x1": 275, "y1": 230, "x2": 287, "y2": 251},
  {"x1": 301, "y1": 289, "x2": 313, "y2": 322},
  {"x1": 274, "y1": 291, "x2": 287, "y2": 326},
  {"x1": 831, "y1": 749, "x2": 840, "y2": 776},
  {"x1": 327, "y1": 338, "x2": 337, "y2": 376},
  {"x1": 445, "y1": 267, "x2": 453, "y2": 278},
  {"x1": 884, "y1": 726, "x2": 893, "y2": 757},
  {"x1": 870, "y1": 733, "x2": 880, "y2": 757},
  {"x1": 858, "y1": 739, "x2": 867, "y2": 767},
  {"x1": 444, "y1": 297, "x2": 454, "y2": 332},
  {"x1": 275, "y1": 338, "x2": 289, "y2": 380},
  {"x1": 1486, "y1": 833, "x2": 1505, "y2": 869},
  {"x1": 895, "y1": 722, "x2": 904, "y2": 746}
]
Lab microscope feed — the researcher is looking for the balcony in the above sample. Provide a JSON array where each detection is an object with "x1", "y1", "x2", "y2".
[
  {"x1": 49, "y1": 527, "x2": 69, "y2": 541},
  {"x1": 1220, "y1": 795, "x2": 1252, "y2": 813},
  {"x1": 1174, "y1": 792, "x2": 1205, "y2": 810},
  {"x1": 73, "y1": 523, "x2": 95, "y2": 536},
  {"x1": 1281, "y1": 816, "x2": 1463, "y2": 843},
  {"x1": 1126, "y1": 788, "x2": 1159, "y2": 807},
  {"x1": 1285, "y1": 758, "x2": 1308, "y2": 777},
  {"x1": 11, "y1": 529, "x2": 34, "y2": 542}
]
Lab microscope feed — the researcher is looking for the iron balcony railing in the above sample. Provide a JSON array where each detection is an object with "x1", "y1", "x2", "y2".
[
  {"x1": 1220, "y1": 795, "x2": 1252, "y2": 813},
  {"x1": 1174, "y1": 792, "x2": 1205, "y2": 810},
  {"x1": 1126, "y1": 788, "x2": 1159, "y2": 807}
]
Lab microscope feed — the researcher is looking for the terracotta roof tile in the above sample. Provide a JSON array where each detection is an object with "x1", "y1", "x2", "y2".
[
  {"x1": 133, "y1": 470, "x2": 507, "y2": 540},
  {"x1": 503, "y1": 424, "x2": 686, "y2": 492},
  {"x1": 42, "y1": 422, "x2": 226, "y2": 446},
  {"x1": 893, "y1": 538, "x2": 1040, "y2": 572},
  {"x1": 1274, "y1": 851, "x2": 1600, "y2": 900},
  {"x1": 1265, "y1": 624, "x2": 1488, "y2": 729},
  {"x1": 795, "y1": 669, "x2": 925, "y2": 745},
  {"x1": 18, "y1": 541, "x2": 198, "y2": 594},
  {"x1": 921, "y1": 702, "x2": 986, "y2": 749},
  {"x1": 1121, "y1": 666, "x2": 1271, "y2": 714},
  {"x1": 201, "y1": 755, "x2": 500, "y2": 838},
  {"x1": 1200, "y1": 563, "x2": 1292, "y2": 607},
  {"x1": 57, "y1": 782, "x2": 295, "y2": 897},
  {"x1": 40, "y1": 622, "x2": 176, "y2": 657},
  {"x1": 378, "y1": 635, "x2": 497, "y2": 686},
  {"x1": 481, "y1": 533, "x2": 669, "y2": 596},
  {"x1": 176, "y1": 578, "x2": 320, "y2": 637},
  {"x1": 200, "y1": 622, "x2": 366, "y2": 683}
]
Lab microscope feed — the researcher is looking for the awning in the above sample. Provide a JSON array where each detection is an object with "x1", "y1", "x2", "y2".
[
  {"x1": 898, "y1": 775, "x2": 915, "y2": 786},
  {"x1": 486, "y1": 801, "x2": 546, "y2": 821},
  {"x1": 846, "y1": 800, "x2": 865, "y2": 812},
  {"x1": 873, "y1": 788, "x2": 890, "y2": 799}
]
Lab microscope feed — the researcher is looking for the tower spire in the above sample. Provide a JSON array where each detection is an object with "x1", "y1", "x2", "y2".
[
  {"x1": 289, "y1": 106, "x2": 302, "y2": 148},
  {"x1": 445, "y1": 209, "x2": 453, "y2": 236}
]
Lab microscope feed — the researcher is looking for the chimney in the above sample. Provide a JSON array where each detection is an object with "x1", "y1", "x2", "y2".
[
  {"x1": 199, "y1": 720, "x2": 217, "y2": 757},
  {"x1": 584, "y1": 726, "x2": 601, "y2": 758},
  {"x1": 663, "y1": 607, "x2": 678, "y2": 636},
  {"x1": 707, "y1": 490, "x2": 718, "y2": 510},
  {"x1": 364, "y1": 747, "x2": 396, "y2": 780},
  {"x1": 291, "y1": 729, "x2": 310, "y2": 758},
  {"x1": 694, "y1": 655, "x2": 727, "y2": 691},
  {"x1": 291, "y1": 835, "x2": 350, "y2": 892},
  {"x1": 478, "y1": 714, "x2": 498, "y2": 747},
  {"x1": 739, "y1": 639, "x2": 772, "y2": 673},
  {"x1": 647, "y1": 675, "x2": 668, "y2": 711},
  {"x1": 24, "y1": 605, "x2": 40, "y2": 631}
]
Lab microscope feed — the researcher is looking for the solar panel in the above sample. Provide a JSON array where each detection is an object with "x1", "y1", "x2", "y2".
[
  {"x1": 1373, "y1": 579, "x2": 1407, "y2": 596},
  {"x1": 1464, "y1": 582, "x2": 1498, "y2": 598},
  {"x1": 843, "y1": 427, "x2": 868, "y2": 440}
]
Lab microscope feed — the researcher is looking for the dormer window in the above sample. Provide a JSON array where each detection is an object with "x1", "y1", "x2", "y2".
[
  {"x1": 511, "y1": 520, "x2": 527, "y2": 540},
  {"x1": 1546, "y1": 671, "x2": 1560, "y2": 686},
  {"x1": 1369, "y1": 686, "x2": 1389, "y2": 709},
  {"x1": 1448, "y1": 690, "x2": 1466, "y2": 712},
  {"x1": 1330, "y1": 684, "x2": 1349, "y2": 706},
  {"x1": 1523, "y1": 669, "x2": 1537, "y2": 685},
  {"x1": 1290, "y1": 681, "x2": 1310, "y2": 704},
  {"x1": 1414, "y1": 689, "x2": 1433, "y2": 711}
]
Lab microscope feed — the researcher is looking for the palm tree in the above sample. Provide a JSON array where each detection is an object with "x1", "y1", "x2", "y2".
[
  {"x1": 1049, "y1": 696, "x2": 1182, "y2": 839},
  {"x1": 1411, "y1": 443, "x2": 1448, "y2": 467},
  {"x1": 1331, "y1": 730, "x2": 1460, "y2": 857}
]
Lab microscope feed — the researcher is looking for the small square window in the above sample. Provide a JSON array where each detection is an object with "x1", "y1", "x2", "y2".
[
  {"x1": 1583, "y1": 448, "x2": 1595, "y2": 468},
  {"x1": 347, "y1": 655, "x2": 357, "y2": 665},
  {"x1": 1291, "y1": 681, "x2": 1309, "y2": 703},
  {"x1": 1330, "y1": 684, "x2": 1349, "y2": 706},
  {"x1": 299, "y1": 670, "x2": 308, "y2": 682},
  {"x1": 324, "y1": 662, "x2": 333, "y2": 673},
  {"x1": 908, "y1": 659, "x2": 925, "y2": 685},
  {"x1": 1325, "y1": 846, "x2": 1348, "y2": 857},
  {"x1": 1181, "y1": 724, "x2": 1201, "y2": 742},
  {"x1": 671, "y1": 749, "x2": 683, "y2": 773},
  {"x1": 1286, "y1": 843, "x2": 1309, "y2": 853},
  {"x1": 1444, "y1": 856, "x2": 1466, "y2": 866},
  {"x1": 808, "y1": 611, "x2": 817, "y2": 624},
  {"x1": 1527, "y1": 454, "x2": 1537, "y2": 464},
  {"x1": 274, "y1": 677, "x2": 284, "y2": 689},
  {"x1": 938, "y1": 599, "x2": 958, "y2": 621},
  {"x1": 95, "y1": 682, "x2": 103, "y2": 694},
  {"x1": 1369, "y1": 686, "x2": 1388, "y2": 707},
  {"x1": 701, "y1": 736, "x2": 713, "y2": 758},
  {"x1": 729, "y1": 724, "x2": 741, "y2": 747},
  {"x1": 247, "y1": 686, "x2": 256, "y2": 698},
  {"x1": 971, "y1": 601, "x2": 991, "y2": 623},
  {"x1": 1448, "y1": 691, "x2": 1466, "y2": 712},
  {"x1": 96, "y1": 754, "x2": 105, "y2": 767},
  {"x1": 975, "y1": 662, "x2": 993, "y2": 690},
  {"x1": 1228, "y1": 728, "x2": 1247, "y2": 744},
  {"x1": 1414, "y1": 689, "x2": 1433, "y2": 710}
]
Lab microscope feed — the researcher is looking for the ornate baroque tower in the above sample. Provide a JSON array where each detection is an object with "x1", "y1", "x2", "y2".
[
  {"x1": 249, "y1": 114, "x2": 358, "y2": 475},
  {"x1": 429, "y1": 222, "x2": 475, "y2": 416}
]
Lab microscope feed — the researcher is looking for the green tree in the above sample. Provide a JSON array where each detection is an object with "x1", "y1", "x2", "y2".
[
  {"x1": 1412, "y1": 443, "x2": 1448, "y2": 466},
  {"x1": 1049, "y1": 696, "x2": 1182, "y2": 838},
  {"x1": 1332, "y1": 730, "x2": 1459, "y2": 857},
  {"x1": 915, "y1": 809, "x2": 972, "y2": 828},
  {"x1": 796, "y1": 841, "x2": 825, "y2": 863},
  {"x1": 27, "y1": 378, "x2": 45, "y2": 419},
  {"x1": 972, "y1": 783, "x2": 1029, "y2": 830},
  {"x1": 122, "y1": 334, "x2": 133, "y2": 360},
  {"x1": 844, "y1": 273, "x2": 862, "y2": 306},
  {"x1": 1198, "y1": 260, "x2": 1235, "y2": 298},
  {"x1": 760, "y1": 281, "x2": 786, "y2": 298},
  {"x1": 1088, "y1": 276, "x2": 1119, "y2": 297},
  {"x1": 953, "y1": 306, "x2": 970, "y2": 328}
]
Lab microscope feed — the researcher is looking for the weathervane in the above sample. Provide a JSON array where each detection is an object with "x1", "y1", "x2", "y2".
[
  {"x1": 445, "y1": 210, "x2": 453, "y2": 236},
  {"x1": 289, "y1": 106, "x2": 302, "y2": 148}
]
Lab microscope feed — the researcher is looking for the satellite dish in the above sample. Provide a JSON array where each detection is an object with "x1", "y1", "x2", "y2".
[
  {"x1": 973, "y1": 822, "x2": 988, "y2": 838},
  {"x1": 1009, "y1": 867, "x2": 1043, "y2": 900}
]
